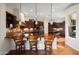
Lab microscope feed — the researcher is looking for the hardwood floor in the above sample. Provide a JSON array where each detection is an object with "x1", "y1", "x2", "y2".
[{"x1": 6, "y1": 45, "x2": 79, "y2": 55}]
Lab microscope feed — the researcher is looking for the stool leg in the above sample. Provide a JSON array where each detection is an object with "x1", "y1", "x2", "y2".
[
  {"x1": 16, "y1": 45, "x2": 17, "y2": 53},
  {"x1": 24, "y1": 44, "x2": 25, "y2": 51},
  {"x1": 36, "y1": 43, "x2": 37, "y2": 55},
  {"x1": 21, "y1": 45, "x2": 22, "y2": 52}
]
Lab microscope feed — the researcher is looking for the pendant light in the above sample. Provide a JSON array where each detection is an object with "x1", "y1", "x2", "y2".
[
  {"x1": 50, "y1": 3, "x2": 53, "y2": 25},
  {"x1": 19, "y1": 3, "x2": 22, "y2": 25},
  {"x1": 35, "y1": 3, "x2": 38, "y2": 25},
  {"x1": 19, "y1": 21, "x2": 22, "y2": 25},
  {"x1": 19, "y1": 3, "x2": 25, "y2": 25}
]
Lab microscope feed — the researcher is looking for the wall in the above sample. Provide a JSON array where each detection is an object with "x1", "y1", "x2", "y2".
[
  {"x1": 0, "y1": 3, "x2": 20, "y2": 55},
  {"x1": 0, "y1": 3, "x2": 11, "y2": 55},
  {"x1": 65, "y1": 4, "x2": 79, "y2": 51},
  {"x1": 6, "y1": 4, "x2": 20, "y2": 21},
  {"x1": 5, "y1": 4, "x2": 20, "y2": 51}
]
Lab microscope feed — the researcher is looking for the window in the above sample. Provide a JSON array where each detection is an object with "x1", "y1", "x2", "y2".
[{"x1": 69, "y1": 12, "x2": 76, "y2": 38}]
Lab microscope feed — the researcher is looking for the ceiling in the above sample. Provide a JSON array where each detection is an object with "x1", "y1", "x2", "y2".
[{"x1": 6, "y1": 3, "x2": 71, "y2": 22}]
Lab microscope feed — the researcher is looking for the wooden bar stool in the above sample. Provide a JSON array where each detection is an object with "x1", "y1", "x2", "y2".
[
  {"x1": 13, "y1": 34, "x2": 25, "y2": 52},
  {"x1": 44, "y1": 34, "x2": 55, "y2": 51},
  {"x1": 29, "y1": 35, "x2": 37, "y2": 51}
]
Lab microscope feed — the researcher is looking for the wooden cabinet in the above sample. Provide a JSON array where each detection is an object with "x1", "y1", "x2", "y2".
[
  {"x1": 48, "y1": 21, "x2": 65, "y2": 37},
  {"x1": 34, "y1": 21, "x2": 43, "y2": 28},
  {"x1": 24, "y1": 20, "x2": 44, "y2": 35},
  {"x1": 25, "y1": 20, "x2": 35, "y2": 28}
]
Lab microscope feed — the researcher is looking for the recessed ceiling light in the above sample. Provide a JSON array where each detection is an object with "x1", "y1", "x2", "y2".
[{"x1": 30, "y1": 9, "x2": 33, "y2": 12}]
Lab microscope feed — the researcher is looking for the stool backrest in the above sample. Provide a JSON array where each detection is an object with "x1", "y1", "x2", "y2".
[
  {"x1": 29, "y1": 35, "x2": 37, "y2": 41},
  {"x1": 44, "y1": 34, "x2": 55, "y2": 41},
  {"x1": 13, "y1": 33, "x2": 23, "y2": 43}
]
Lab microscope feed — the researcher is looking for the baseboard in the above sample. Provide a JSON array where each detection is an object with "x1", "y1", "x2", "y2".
[
  {"x1": 66, "y1": 43, "x2": 79, "y2": 52},
  {"x1": 0, "y1": 50, "x2": 10, "y2": 55}
]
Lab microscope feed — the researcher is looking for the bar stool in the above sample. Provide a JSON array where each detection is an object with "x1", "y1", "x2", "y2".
[
  {"x1": 29, "y1": 35, "x2": 37, "y2": 51},
  {"x1": 44, "y1": 34, "x2": 55, "y2": 51},
  {"x1": 13, "y1": 34, "x2": 25, "y2": 52}
]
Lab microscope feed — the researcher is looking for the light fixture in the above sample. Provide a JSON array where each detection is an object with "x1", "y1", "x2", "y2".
[
  {"x1": 19, "y1": 3, "x2": 22, "y2": 22},
  {"x1": 50, "y1": 3, "x2": 53, "y2": 25},
  {"x1": 19, "y1": 21, "x2": 22, "y2": 25},
  {"x1": 50, "y1": 21, "x2": 53, "y2": 25},
  {"x1": 35, "y1": 3, "x2": 38, "y2": 25},
  {"x1": 19, "y1": 3, "x2": 25, "y2": 23},
  {"x1": 35, "y1": 18, "x2": 38, "y2": 24},
  {"x1": 35, "y1": 21, "x2": 38, "y2": 25},
  {"x1": 18, "y1": 3, "x2": 22, "y2": 25}
]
